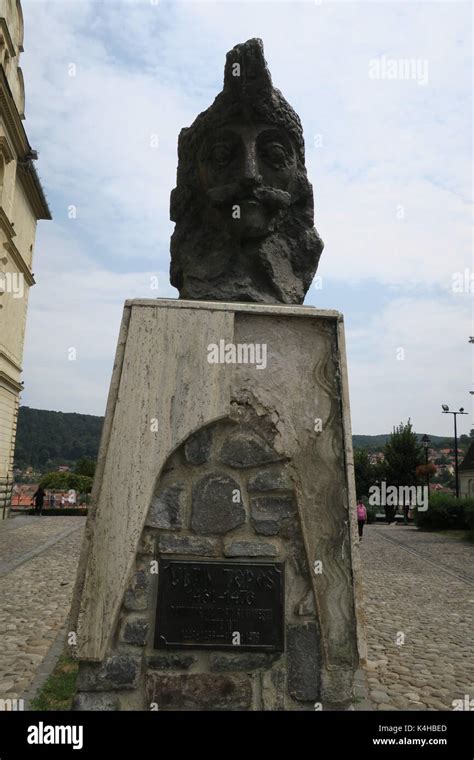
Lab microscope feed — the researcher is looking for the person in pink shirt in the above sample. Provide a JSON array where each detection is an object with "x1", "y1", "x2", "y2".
[{"x1": 356, "y1": 500, "x2": 367, "y2": 541}]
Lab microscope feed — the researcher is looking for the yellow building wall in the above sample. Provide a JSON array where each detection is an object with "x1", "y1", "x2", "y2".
[{"x1": 0, "y1": 1, "x2": 49, "y2": 520}]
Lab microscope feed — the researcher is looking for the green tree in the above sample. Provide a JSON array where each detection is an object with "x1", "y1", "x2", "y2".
[
  {"x1": 75, "y1": 457, "x2": 96, "y2": 478},
  {"x1": 39, "y1": 471, "x2": 93, "y2": 494},
  {"x1": 354, "y1": 448, "x2": 376, "y2": 500},
  {"x1": 383, "y1": 419, "x2": 423, "y2": 487}
]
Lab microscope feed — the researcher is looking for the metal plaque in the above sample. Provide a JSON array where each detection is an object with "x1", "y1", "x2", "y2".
[{"x1": 154, "y1": 559, "x2": 284, "y2": 651}]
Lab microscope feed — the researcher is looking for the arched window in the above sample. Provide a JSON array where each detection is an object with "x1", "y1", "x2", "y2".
[
  {"x1": 17, "y1": 67, "x2": 25, "y2": 117},
  {"x1": 15, "y1": 0, "x2": 25, "y2": 52}
]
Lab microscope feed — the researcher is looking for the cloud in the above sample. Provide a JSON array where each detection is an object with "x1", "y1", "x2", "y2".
[
  {"x1": 347, "y1": 291, "x2": 473, "y2": 436},
  {"x1": 18, "y1": 0, "x2": 472, "y2": 435}
]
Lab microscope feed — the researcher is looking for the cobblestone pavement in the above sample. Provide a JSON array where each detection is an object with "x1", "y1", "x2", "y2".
[
  {"x1": 360, "y1": 525, "x2": 474, "y2": 711},
  {"x1": 0, "y1": 516, "x2": 85, "y2": 701},
  {"x1": 0, "y1": 515, "x2": 472, "y2": 711}
]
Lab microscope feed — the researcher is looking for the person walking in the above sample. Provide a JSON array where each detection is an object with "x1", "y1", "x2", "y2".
[
  {"x1": 356, "y1": 499, "x2": 367, "y2": 541},
  {"x1": 32, "y1": 485, "x2": 45, "y2": 516}
]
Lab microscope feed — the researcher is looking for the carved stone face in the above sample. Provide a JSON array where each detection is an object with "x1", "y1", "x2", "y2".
[
  {"x1": 198, "y1": 123, "x2": 297, "y2": 240},
  {"x1": 169, "y1": 38, "x2": 324, "y2": 304}
]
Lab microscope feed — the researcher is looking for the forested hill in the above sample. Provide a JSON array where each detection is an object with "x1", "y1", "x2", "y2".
[
  {"x1": 14, "y1": 407, "x2": 103, "y2": 470},
  {"x1": 14, "y1": 406, "x2": 459, "y2": 472}
]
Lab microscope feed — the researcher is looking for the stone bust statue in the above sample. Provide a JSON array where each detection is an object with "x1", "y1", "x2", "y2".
[{"x1": 170, "y1": 38, "x2": 324, "y2": 304}]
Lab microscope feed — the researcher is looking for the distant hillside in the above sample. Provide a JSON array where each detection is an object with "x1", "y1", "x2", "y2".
[
  {"x1": 14, "y1": 407, "x2": 103, "y2": 470},
  {"x1": 352, "y1": 433, "x2": 455, "y2": 449},
  {"x1": 14, "y1": 407, "x2": 467, "y2": 472}
]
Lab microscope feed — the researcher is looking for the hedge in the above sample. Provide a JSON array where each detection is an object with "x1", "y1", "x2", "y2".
[{"x1": 414, "y1": 493, "x2": 473, "y2": 530}]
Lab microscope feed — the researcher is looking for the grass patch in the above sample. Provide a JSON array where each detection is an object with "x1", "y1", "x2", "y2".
[{"x1": 30, "y1": 655, "x2": 78, "y2": 711}]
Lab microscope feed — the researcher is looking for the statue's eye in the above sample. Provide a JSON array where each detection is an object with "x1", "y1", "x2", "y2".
[
  {"x1": 210, "y1": 143, "x2": 234, "y2": 167},
  {"x1": 260, "y1": 142, "x2": 289, "y2": 168}
]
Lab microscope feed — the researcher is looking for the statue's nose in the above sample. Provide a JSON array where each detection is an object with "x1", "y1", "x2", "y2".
[{"x1": 241, "y1": 143, "x2": 262, "y2": 185}]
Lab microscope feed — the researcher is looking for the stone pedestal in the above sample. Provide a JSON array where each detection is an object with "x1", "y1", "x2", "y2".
[{"x1": 71, "y1": 299, "x2": 365, "y2": 711}]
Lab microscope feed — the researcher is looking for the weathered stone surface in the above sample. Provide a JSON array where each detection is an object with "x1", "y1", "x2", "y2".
[
  {"x1": 191, "y1": 473, "x2": 245, "y2": 534},
  {"x1": 76, "y1": 655, "x2": 141, "y2": 692},
  {"x1": 146, "y1": 483, "x2": 186, "y2": 530},
  {"x1": 223, "y1": 540, "x2": 278, "y2": 557},
  {"x1": 73, "y1": 299, "x2": 361, "y2": 700},
  {"x1": 219, "y1": 431, "x2": 283, "y2": 469},
  {"x1": 123, "y1": 566, "x2": 149, "y2": 611},
  {"x1": 74, "y1": 303, "x2": 233, "y2": 661},
  {"x1": 147, "y1": 654, "x2": 196, "y2": 671},
  {"x1": 287, "y1": 624, "x2": 321, "y2": 702},
  {"x1": 159, "y1": 535, "x2": 219, "y2": 556},
  {"x1": 250, "y1": 495, "x2": 295, "y2": 535},
  {"x1": 146, "y1": 673, "x2": 252, "y2": 710},
  {"x1": 169, "y1": 38, "x2": 324, "y2": 304},
  {"x1": 247, "y1": 469, "x2": 293, "y2": 492},
  {"x1": 210, "y1": 653, "x2": 276, "y2": 672},
  {"x1": 184, "y1": 427, "x2": 213, "y2": 465},
  {"x1": 261, "y1": 668, "x2": 286, "y2": 711},
  {"x1": 252, "y1": 520, "x2": 279, "y2": 536},
  {"x1": 295, "y1": 588, "x2": 316, "y2": 616},
  {"x1": 137, "y1": 532, "x2": 156, "y2": 555},
  {"x1": 121, "y1": 618, "x2": 149, "y2": 646},
  {"x1": 72, "y1": 693, "x2": 120, "y2": 711}
]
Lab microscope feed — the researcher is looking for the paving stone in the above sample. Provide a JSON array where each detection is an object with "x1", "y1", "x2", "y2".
[
  {"x1": 0, "y1": 517, "x2": 85, "y2": 700},
  {"x1": 359, "y1": 525, "x2": 474, "y2": 712},
  {"x1": 371, "y1": 690, "x2": 391, "y2": 703}
]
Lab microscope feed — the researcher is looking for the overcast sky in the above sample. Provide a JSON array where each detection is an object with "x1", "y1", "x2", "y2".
[{"x1": 19, "y1": 0, "x2": 472, "y2": 436}]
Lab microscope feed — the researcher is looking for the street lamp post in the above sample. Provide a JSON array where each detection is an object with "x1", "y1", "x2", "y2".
[
  {"x1": 421, "y1": 433, "x2": 431, "y2": 501},
  {"x1": 441, "y1": 406, "x2": 468, "y2": 498}
]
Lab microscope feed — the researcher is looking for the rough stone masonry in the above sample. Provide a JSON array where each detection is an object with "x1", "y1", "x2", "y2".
[{"x1": 71, "y1": 301, "x2": 365, "y2": 711}]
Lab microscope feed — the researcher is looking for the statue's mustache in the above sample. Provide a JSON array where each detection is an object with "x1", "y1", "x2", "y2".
[{"x1": 206, "y1": 182, "x2": 292, "y2": 209}]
